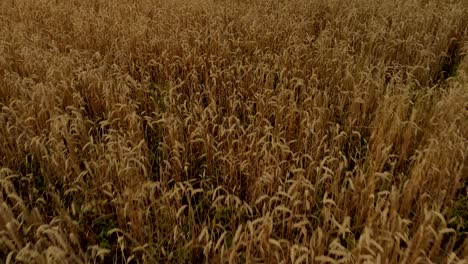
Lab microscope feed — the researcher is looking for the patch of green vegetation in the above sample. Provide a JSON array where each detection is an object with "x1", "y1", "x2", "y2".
[
  {"x1": 212, "y1": 207, "x2": 235, "y2": 226},
  {"x1": 448, "y1": 190, "x2": 468, "y2": 233},
  {"x1": 94, "y1": 217, "x2": 117, "y2": 250},
  {"x1": 149, "y1": 81, "x2": 170, "y2": 112}
]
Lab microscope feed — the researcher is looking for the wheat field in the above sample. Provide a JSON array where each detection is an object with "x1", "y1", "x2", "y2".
[{"x1": 0, "y1": 0, "x2": 467, "y2": 263}]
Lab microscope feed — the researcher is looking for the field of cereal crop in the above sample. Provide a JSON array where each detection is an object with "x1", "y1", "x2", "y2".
[{"x1": 1, "y1": 0, "x2": 467, "y2": 262}]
